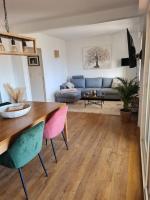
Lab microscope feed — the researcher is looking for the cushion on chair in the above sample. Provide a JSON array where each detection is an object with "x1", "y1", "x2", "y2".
[
  {"x1": 85, "y1": 78, "x2": 102, "y2": 88},
  {"x1": 102, "y1": 78, "x2": 113, "y2": 88},
  {"x1": 0, "y1": 122, "x2": 44, "y2": 169},
  {"x1": 70, "y1": 78, "x2": 85, "y2": 88},
  {"x1": 44, "y1": 106, "x2": 68, "y2": 139}
]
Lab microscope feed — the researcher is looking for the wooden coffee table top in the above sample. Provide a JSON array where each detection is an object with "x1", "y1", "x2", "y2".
[{"x1": 82, "y1": 95, "x2": 105, "y2": 100}]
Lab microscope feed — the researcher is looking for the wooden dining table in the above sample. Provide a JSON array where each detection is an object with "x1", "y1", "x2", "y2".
[{"x1": 0, "y1": 102, "x2": 68, "y2": 155}]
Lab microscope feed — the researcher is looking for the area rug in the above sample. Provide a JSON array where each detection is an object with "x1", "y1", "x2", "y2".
[{"x1": 68, "y1": 100, "x2": 122, "y2": 116}]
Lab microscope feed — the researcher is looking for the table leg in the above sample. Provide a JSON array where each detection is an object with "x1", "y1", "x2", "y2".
[
  {"x1": 101, "y1": 100, "x2": 102, "y2": 108},
  {"x1": 64, "y1": 118, "x2": 68, "y2": 142},
  {"x1": 84, "y1": 100, "x2": 87, "y2": 107}
]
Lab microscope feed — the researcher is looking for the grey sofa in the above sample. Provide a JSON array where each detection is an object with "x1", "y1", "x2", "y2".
[{"x1": 55, "y1": 76, "x2": 120, "y2": 103}]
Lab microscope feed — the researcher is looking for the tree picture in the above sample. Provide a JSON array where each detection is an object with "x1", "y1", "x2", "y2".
[{"x1": 83, "y1": 46, "x2": 111, "y2": 69}]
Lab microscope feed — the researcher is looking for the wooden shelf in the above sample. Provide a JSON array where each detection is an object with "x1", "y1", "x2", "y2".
[
  {"x1": 0, "y1": 51, "x2": 37, "y2": 56},
  {"x1": 0, "y1": 32, "x2": 37, "y2": 56},
  {"x1": 0, "y1": 32, "x2": 36, "y2": 41}
]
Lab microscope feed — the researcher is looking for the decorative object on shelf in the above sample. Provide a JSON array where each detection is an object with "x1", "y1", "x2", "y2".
[
  {"x1": 0, "y1": 0, "x2": 37, "y2": 56},
  {"x1": 54, "y1": 50, "x2": 60, "y2": 58},
  {"x1": 0, "y1": 37, "x2": 5, "y2": 52},
  {"x1": 83, "y1": 46, "x2": 111, "y2": 69},
  {"x1": 0, "y1": 103, "x2": 31, "y2": 118},
  {"x1": 28, "y1": 55, "x2": 40, "y2": 66},
  {"x1": 22, "y1": 40, "x2": 28, "y2": 53},
  {"x1": 115, "y1": 77, "x2": 139, "y2": 122},
  {"x1": 11, "y1": 38, "x2": 18, "y2": 52},
  {"x1": 4, "y1": 83, "x2": 24, "y2": 103}
]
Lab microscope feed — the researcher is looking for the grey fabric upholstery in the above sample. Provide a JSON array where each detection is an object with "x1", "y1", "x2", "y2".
[
  {"x1": 101, "y1": 88, "x2": 119, "y2": 95},
  {"x1": 59, "y1": 76, "x2": 120, "y2": 102},
  {"x1": 102, "y1": 78, "x2": 113, "y2": 88},
  {"x1": 55, "y1": 90, "x2": 81, "y2": 103},
  {"x1": 71, "y1": 78, "x2": 85, "y2": 88},
  {"x1": 72, "y1": 75, "x2": 84, "y2": 79},
  {"x1": 85, "y1": 78, "x2": 102, "y2": 88},
  {"x1": 100, "y1": 88, "x2": 120, "y2": 99}
]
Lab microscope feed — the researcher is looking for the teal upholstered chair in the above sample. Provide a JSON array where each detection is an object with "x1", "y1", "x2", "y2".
[{"x1": 0, "y1": 121, "x2": 48, "y2": 200}]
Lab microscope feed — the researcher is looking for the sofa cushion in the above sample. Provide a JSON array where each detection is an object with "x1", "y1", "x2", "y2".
[
  {"x1": 102, "y1": 78, "x2": 113, "y2": 88},
  {"x1": 85, "y1": 78, "x2": 102, "y2": 88},
  {"x1": 72, "y1": 75, "x2": 84, "y2": 79},
  {"x1": 71, "y1": 78, "x2": 85, "y2": 88},
  {"x1": 101, "y1": 88, "x2": 120, "y2": 100},
  {"x1": 101, "y1": 88, "x2": 119, "y2": 95},
  {"x1": 81, "y1": 88, "x2": 101, "y2": 92},
  {"x1": 55, "y1": 90, "x2": 81, "y2": 103}
]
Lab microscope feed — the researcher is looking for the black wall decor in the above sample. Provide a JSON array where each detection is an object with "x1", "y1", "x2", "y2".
[{"x1": 121, "y1": 58, "x2": 129, "y2": 66}]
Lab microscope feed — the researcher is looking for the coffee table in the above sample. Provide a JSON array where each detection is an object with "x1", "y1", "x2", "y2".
[{"x1": 82, "y1": 91, "x2": 105, "y2": 108}]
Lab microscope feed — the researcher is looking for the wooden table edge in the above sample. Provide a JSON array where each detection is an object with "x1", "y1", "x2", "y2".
[{"x1": 0, "y1": 102, "x2": 68, "y2": 155}]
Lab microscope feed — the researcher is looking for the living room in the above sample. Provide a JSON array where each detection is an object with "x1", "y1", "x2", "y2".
[
  {"x1": 0, "y1": 0, "x2": 150, "y2": 199},
  {"x1": 52, "y1": 17, "x2": 142, "y2": 116},
  {"x1": 0, "y1": 17, "x2": 143, "y2": 116}
]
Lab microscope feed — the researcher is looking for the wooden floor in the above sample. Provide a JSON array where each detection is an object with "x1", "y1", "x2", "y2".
[{"x1": 0, "y1": 112, "x2": 143, "y2": 200}]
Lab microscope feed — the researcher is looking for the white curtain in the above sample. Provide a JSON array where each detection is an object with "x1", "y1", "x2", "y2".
[{"x1": 140, "y1": 10, "x2": 150, "y2": 200}]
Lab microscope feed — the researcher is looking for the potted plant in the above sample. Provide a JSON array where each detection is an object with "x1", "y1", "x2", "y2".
[{"x1": 115, "y1": 77, "x2": 139, "y2": 122}]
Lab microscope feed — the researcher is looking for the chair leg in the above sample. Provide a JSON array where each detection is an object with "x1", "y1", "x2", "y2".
[
  {"x1": 62, "y1": 131, "x2": 69, "y2": 150},
  {"x1": 50, "y1": 139, "x2": 57, "y2": 163},
  {"x1": 38, "y1": 153, "x2": 48, "y2": 177},
  {"x1": 45, "y1": 139, "x2": 48, "y2": 146},
  {"x1": 18, "y1": 168, "x2": 28, "y2": 200}
]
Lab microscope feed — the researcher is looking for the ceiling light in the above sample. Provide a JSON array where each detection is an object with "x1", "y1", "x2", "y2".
[
  {"x1": 0, "y1": 0, "x2": 37, "y2": 56},
  {"x1": 22, "y1": 40, "x2": 28, "y2": 53},
  {"x1": 11, "y1": 38, "x2": 17, "y2": 52}
]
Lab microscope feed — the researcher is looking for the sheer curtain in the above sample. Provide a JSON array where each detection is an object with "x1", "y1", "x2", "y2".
[{"x1": 140, "y1": 10, "x2": 150, "y2": 200}]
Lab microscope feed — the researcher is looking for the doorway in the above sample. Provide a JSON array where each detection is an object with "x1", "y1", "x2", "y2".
[{"x1": 28, "y1": 48, "x2": 46, "y2": 101}]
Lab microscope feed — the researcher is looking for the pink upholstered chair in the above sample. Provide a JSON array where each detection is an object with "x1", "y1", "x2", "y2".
[{"x1": 44, "y1": 106, "x2": 68, "y2": 162}]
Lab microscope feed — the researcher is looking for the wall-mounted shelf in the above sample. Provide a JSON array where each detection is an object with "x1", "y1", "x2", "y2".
[{"x1": 0, "y1": 32, "x2": 37, "y2": 56}]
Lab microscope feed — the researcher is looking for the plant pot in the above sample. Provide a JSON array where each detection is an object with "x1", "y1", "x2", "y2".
[{"x1": 120, "y1": 109, "x2": 131, "y2": 122}]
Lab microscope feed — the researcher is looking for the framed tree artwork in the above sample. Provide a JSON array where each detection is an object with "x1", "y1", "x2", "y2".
[{"x1": 83, "y1": 46, "x2": 111, "y2": 69}]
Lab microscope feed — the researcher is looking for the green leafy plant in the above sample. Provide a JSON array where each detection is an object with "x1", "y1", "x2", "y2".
[{"x1": 115, "y1": 77, "x2": 139, "y2": 112}]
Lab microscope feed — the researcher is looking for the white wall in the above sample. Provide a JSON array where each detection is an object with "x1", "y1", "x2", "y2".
[
  {"x1": 0, "y1": 56, "x2": 16, "y2": 102},
  {"x1": 66, "y1": 30, "x2": 141, "y2": 79},
  {"x1": 29, "y1": 33, "x2": 68, "y2": 101},
  {"x1": 0, "y1": 55, "x2": 32, "y2": 102},
  {"x1": 0, "y1": 33, "x2": 68, "y2": 102},
  {"x1": 11, "y1": 56, "x2": 29, "y2": 100},
  {"x1": 0, "y1": 30, "x2": 141, "y2": 102}
]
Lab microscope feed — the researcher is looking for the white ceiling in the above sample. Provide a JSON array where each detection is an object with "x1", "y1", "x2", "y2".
[
  {"x1": 0, "y1": 0, "x2": 138, "y2": 26},
  {"x1": 44, "y1": 17, "x2": 143, "y2": 40}
]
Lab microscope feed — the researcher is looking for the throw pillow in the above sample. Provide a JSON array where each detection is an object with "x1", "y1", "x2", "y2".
[
  {"x1": 102, "y1": 78, "x2": 113, "y2": 88},
  {"x1": 70, "y1": 78, "x2": 85, "y2": 88},
  {"x1": 112, "y1": 78, "x2": 121, "y2": 88},
  {"x1": 66, "y1": 82, "x2": 75, "y2": 89}
]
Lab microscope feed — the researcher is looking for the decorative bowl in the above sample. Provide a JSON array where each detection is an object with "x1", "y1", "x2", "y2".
[{"x1": 0, "y1": 103, "x2": 31, "y2": 118}]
